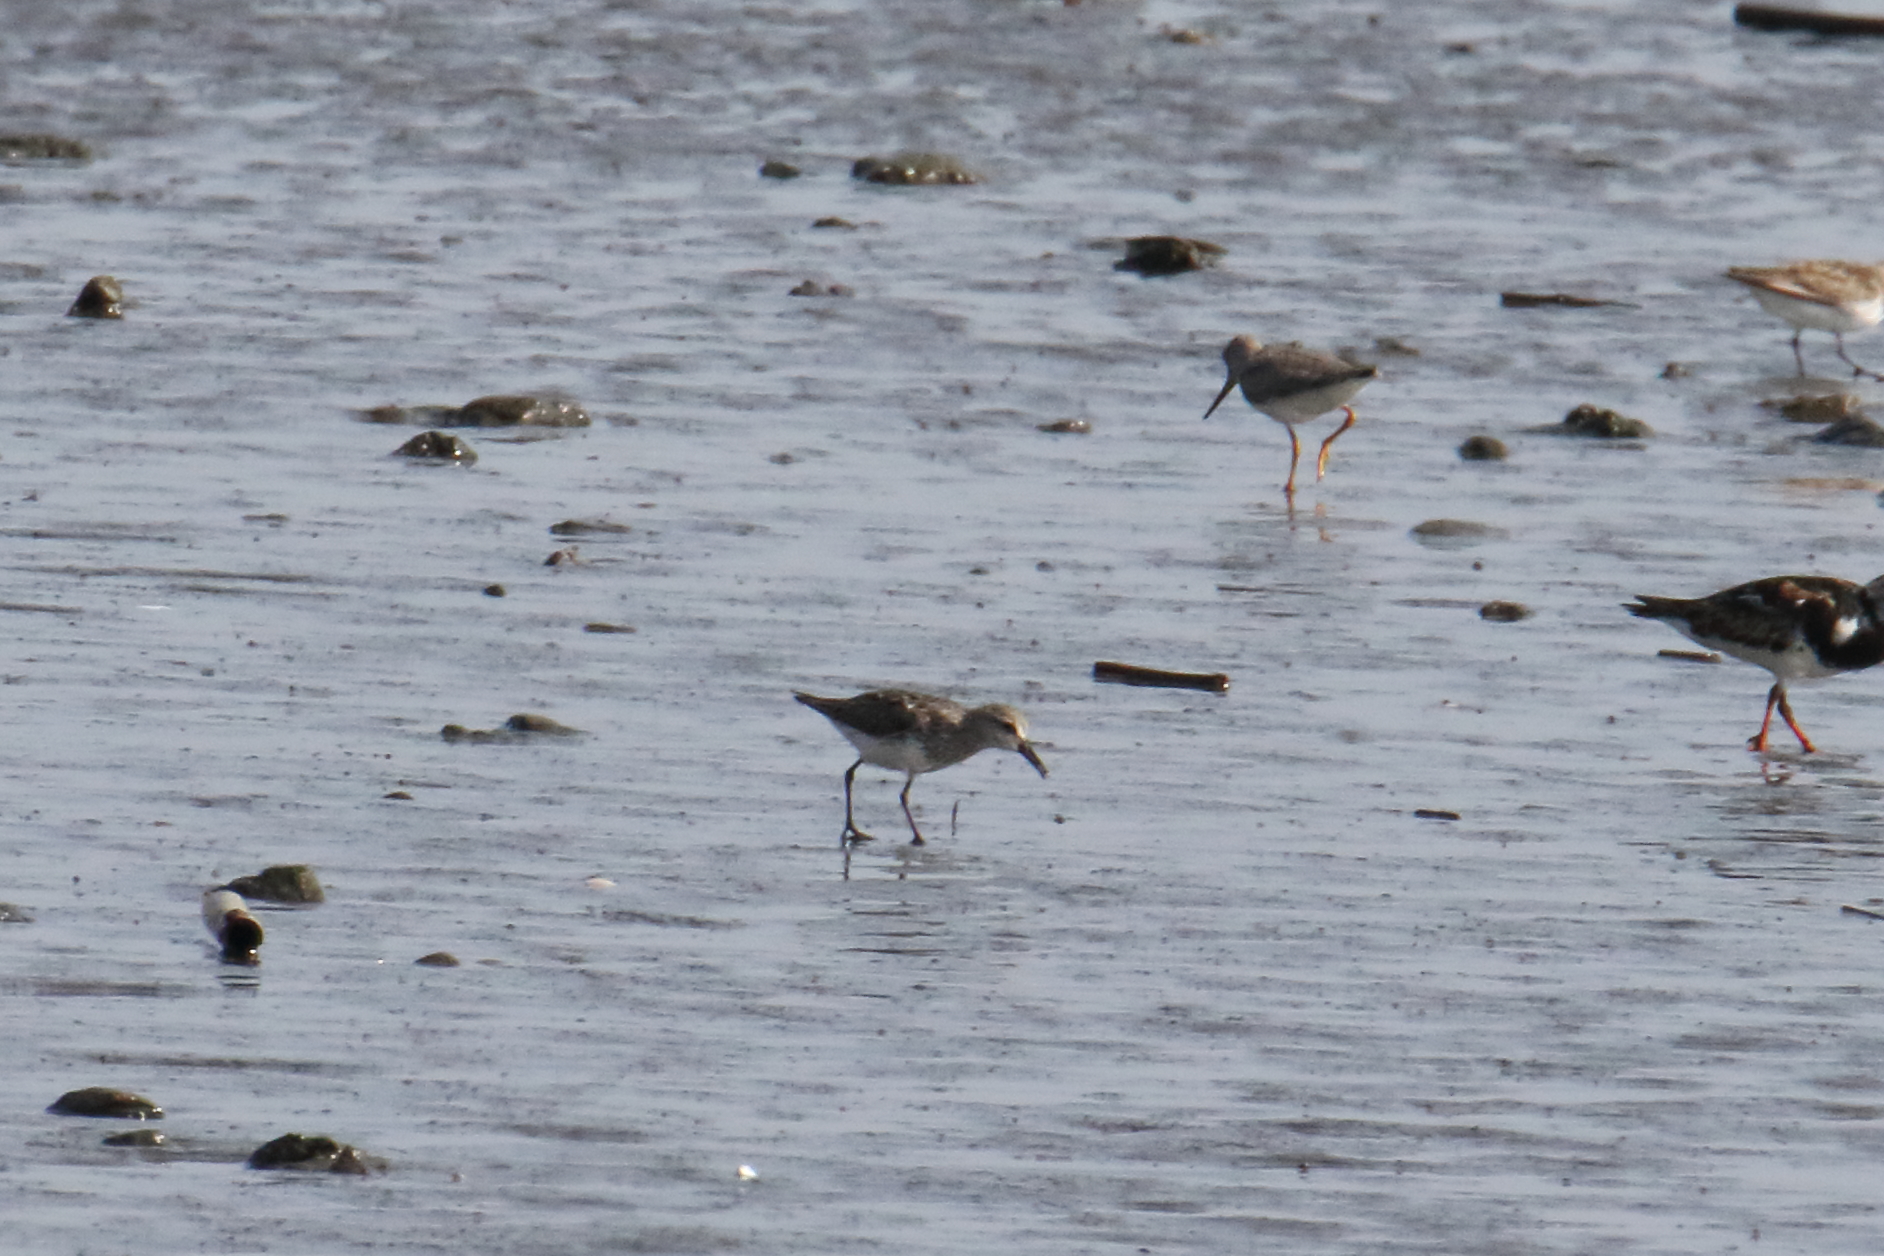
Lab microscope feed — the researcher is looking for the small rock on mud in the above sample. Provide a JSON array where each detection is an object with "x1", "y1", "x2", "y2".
[
  {"x1": 1458, "y1": 434, "x2": 1508, "y2": 461},
  {"x1": 48, "y1": 1088, "x2": 163, "y2": 1119},
  {"x1": 1765, "y1": 393, "x2": 1862, "y2": 423},
  {"x1": 441, "y1": 713, "x2": 584, "y2": 743},
  {"x1": 549, "y1": 519, "x2": 632, "y2": 536},
  {"x1": 0, "y1": 902, "x2": 33, "y2": 923},
  {"x1": 1479, "y1": 600, "x2": 1532, "y2": 622},
  {"x1": 851, "y1": 152, "x2": 980, "y2": 185},
  {"x1": 102, "y1": 1129, "x2": 167, "y2": 1147},
  {"x1": 1411, "y1": 519, "x2": 1510, "y2": 544},
  {"x1": 223, "y1": 864, "x2": 324, "y2": 904},
  {"x1": 758, "y1": 159, "x2": 801, "y2": 179},
  {"x1": 363, "y1": 396, "x2": 589, "y2": 428},
  {"x1": 247, "y1": 1133, "x2": 376, "y2": 1174},
  {"x1": 0, "y1": 133, "x2": 91, "y2": 161},
  {"x1": 455, "y1": 395, "x2": 589, "y2": 427},
  {"x1": 1559, "y1": 404, "x2": 1652, "y2": 439},
  {"x1": 812, "y1": 216, "x2": 857, "y2": 229},
  {"x1": 1038, "y1": 419, "x2": 1092, "y2": 434},
  {"x1": 415, "y1": 951, "x2": 461, "y2": 967},
  {"x1": 394, "y1": 431, "x2": 477, "y2": 463},
  {"x1": 1113, "y1": 236, "x2": 1224, "y2": 276},
  {"x1": 67, "y1": 275, "x2": 122, "y2": 319},
  {"x1": 1813, "y1": 415, "x2": 1884, "y2": 447}
]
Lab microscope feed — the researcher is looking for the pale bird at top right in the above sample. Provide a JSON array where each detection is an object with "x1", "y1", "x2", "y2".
[{"x1": 1725, "y1": 259, "x2": 1884, "y2": 380}]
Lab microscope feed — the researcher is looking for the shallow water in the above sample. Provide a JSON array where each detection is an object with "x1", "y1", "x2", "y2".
[{"x1": 8, "y1": 0, "x2": 1884, "y2": 1251}]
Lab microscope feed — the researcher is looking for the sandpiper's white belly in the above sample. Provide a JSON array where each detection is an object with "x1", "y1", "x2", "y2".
[
  {"x1": 1749, "y1": 285, "x2": 1883, "y2": 335},
  {"x1": 836, "y1": 729, "x2": 936, "y2": 773}
]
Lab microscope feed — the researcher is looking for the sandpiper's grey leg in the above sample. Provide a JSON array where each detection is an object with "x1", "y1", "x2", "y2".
[
  {"x1": 898, "y1": 775, "x2": 925, "y2": 845},
  {"x1": 841, "y1": 760, "x2": 875, "y2": 844}
]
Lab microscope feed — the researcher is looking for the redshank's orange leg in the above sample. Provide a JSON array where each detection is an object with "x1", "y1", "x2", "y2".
[
  {"x1": 1774, "y1": 687, "x2": 1817, "y2": 753},
  {"x1": 1281, "y1": 426, "x2": 1302, "y2": 500},
  {"x1": 1314, "y1": 407, "x2": 1359, "y2": 480}
]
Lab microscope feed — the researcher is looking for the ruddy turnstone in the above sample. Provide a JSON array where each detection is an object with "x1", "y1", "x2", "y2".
[
  {"x1": 793, "y1": 688, "x2": 1048, "y2": 845},
  {"x1": 1626, "y1": 574, "x2": 1884, "y2": 752},
  {"x1": 202, "y1": 887, "x2": 264, "y2": 964},
  {"x1": 1204, "y1": 335, "x2": 1378, "y2": 501},
  {"x1": 1725, "y1": 260, "x2": 1884, "y2": 379}
]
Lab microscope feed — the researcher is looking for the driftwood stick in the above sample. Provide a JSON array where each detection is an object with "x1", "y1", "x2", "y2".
[
  {"x1": 1093, "y1": 660, "x2": 1230, "y2": 693},
  {"x1": 1734, "y1": 5, "x2": 1884, "y2": 36}
]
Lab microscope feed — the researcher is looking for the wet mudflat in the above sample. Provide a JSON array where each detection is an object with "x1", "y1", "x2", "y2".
[{"x1": 6, "y1": 0, "x2": 1884, "y2": 1251}]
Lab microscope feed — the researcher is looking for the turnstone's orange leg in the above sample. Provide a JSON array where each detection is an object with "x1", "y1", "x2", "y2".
[
  {"x1": 1314, "y1": 406, "x2": 1359, "y2": 480},
  {"x1": 1282, "y1": 426, "x2": 1303, "y2": 500},
  {"x1": 1773, "y1": 686, "x2": 1817, "y2": 753}
]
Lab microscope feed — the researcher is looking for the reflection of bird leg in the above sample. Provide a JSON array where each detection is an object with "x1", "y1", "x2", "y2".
[
  {"x1": 841, "y1": 760, "x2": 875, "y2": 844},
  {"x1": 1315, "y1": 407, "x2": 1359, "y2": 480},
  {"x1": 1282, "y1": 426, "x2": 1302, "y2": 499},
  {"x1": 1791, "y1": 331, "x2": 1807, "y2": 376}
]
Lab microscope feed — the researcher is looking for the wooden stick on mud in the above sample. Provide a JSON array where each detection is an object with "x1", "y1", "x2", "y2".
[
  {"x1": 1093, "y1": 661, "x2": 1230, "y2": 692},
  {"x1": 1734, "y1": 5, "x2": 1884, "y2": 36}
]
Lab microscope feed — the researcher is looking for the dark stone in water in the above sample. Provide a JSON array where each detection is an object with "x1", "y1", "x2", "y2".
[
  {"x1": 415, "y1": 951, "x2": 461, "y2": 967},
  {"x1": 758, "y1": 159, "x2": 801, "y2": 179},
  {"x1": 248, "y1": 1133, "x2": 374, "y2": 1174},
  {"x1": 0, "y1": 133, "x2": 91, "y2": 160},
  {"x1": 1410, "y1": 519, "x2": 1510, "y2": 543},
  {"x1": 394, "y1": 430, "x2": 477, "y2": 463},
  {"x1": 67, "y1": 275, "x2": 122, "y2": 319},
  {"x1": 851, "y1": 152, "x2": 980, "y2": 185},
  {"x1": 583, "y1": 622, "x2": 637, "y2": 634},
  {"x1": 549, "y1": 519, "x2": 632, "y2": 535},
  {"x1": 48, "y1": 1087, "x2": 163, "y2": 1119},
  {"x1": 102, "y1": 1129, "x2": 166, "y2": 1147},
  {"x1": 1114, "y1": 236, "x2": 1224, "y2": 276},
  {"x1": 224, "y1": 864, "x2": 324, "y2": 904},
  {"x1": 0, "y1": 902, "x2": 33, "y2": 922},
  {"x1": 454, "y1": 395, "x2": 589, "y2": 427},
  {"x1": 483, "y1": 583, "x2": 506, "y2": 597},
  {"x1": 812, "y1": 216, "x2": 857, "y2": 230},
  {"x1": 1814, "y1": 415, "x2": 1884, "y2": 446},
  {"x1": 1765, "y1": 393, "x2": 1862, "y2": 423},
  {"x1": 364, "y1": 396, "x2": 588, "y2": 427},
  {"x1": 1479, "y1": 600, "x2": 1532, "y2": 622},
  {"x1": 1038, "y1": 419, "x2": 1092, "y2": 434},
  {"x1": 441, "y1": 713, "x2": 584, "y2": 743},
  {"x1": 1560, "y1": 404, "x2": 1651, "y2": 438},
  {"x1": 1458, "y1": 434, "x2": 1508, "y2": 461}
]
